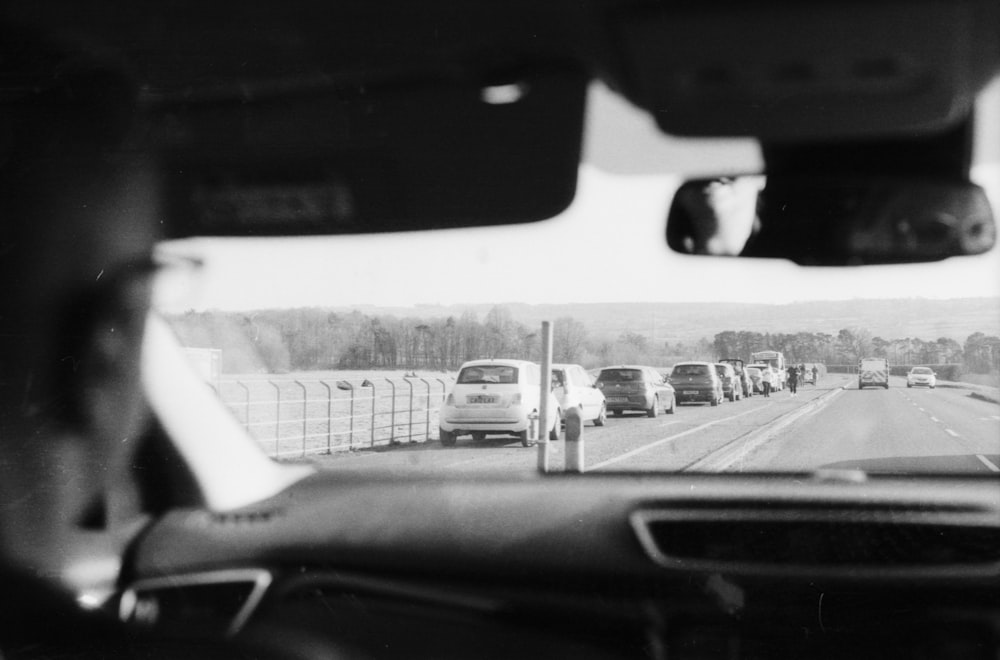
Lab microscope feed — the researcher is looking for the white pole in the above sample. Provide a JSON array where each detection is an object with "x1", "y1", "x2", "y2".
[{"x1": 537, "y1": 320, "x2": 554, "y2": 473}]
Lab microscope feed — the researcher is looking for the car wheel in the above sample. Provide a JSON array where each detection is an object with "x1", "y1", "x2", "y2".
[
  {"x1": 613, "y1": 409, "x2": 623, "y2": 417},
  {"x1": 930, "y1": 385, "x2": 935, "y2": 389},
  {"x1": 471, "y1": 431, "x2": 486, "y2": 443},
  {"x1": 907, "y1": 383, "x2": 912, "y2": 388},
  {"x1": 666, "y1": 395, "x2": 676, "y2": 414},
  {"x1": 440, "y1": 428, "x2": 457, "y2": 447},
  {"x1": 728, "y1": 389, "x2": 736, "y2": 402},
  {"x1": 594, "y1": 405, "x2": 606, "y2": 427},
  {"x1": 647, "y1": 396, "x2": 659, "y2": 418},
  {"x1": 518, "y1": 430, "x2": 533, "y2": 447},
  {"x1": 710, "y1": 393, "x2": 719, "y2": 407}
]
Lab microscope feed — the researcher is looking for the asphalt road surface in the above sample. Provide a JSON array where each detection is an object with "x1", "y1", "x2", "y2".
[{"x1": 308, "y1": 374, "x2": 1000, "y2": 477}]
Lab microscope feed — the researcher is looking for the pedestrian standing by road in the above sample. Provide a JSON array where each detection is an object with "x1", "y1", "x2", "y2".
[
  {"x1": 812, "y1": 365, "x2": 819, "y2": 383},
  {"x1": 788, "y1": 365, "x2": 799, "y2": 395},
  {"x1": 762, "y1": 367, "x2": 772, "y2": 397}
]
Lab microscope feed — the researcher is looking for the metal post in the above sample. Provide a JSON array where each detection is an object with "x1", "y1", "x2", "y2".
[
  {"x1": 268, "y1": 380, "x2": 281, "y2": 457},
  {"x1": 537, "y1": 320, "x2": 554, "y2": 473},
  {"x1": 564, "y1": 406, "x2": 584, "y2": 473},
  {"x1": 419, "y1": 378, "x2": 431, "y2": 441},
  {"x1": 404, "y1": 378, "x2": 415, "y2": 441},
  {"x1": 385, "y1": 379, "x2": 397, "y2": 443},
  {"x1": 368, "y1": 381, "x2": 377, "y2": 448},
  {"x1": 320, "y1": 381, "x2": 333, "y2": 454},
  {"x1": 294, "y1": 380, "x2": 308, "y2": 457},
  {"x1": 348, "y1": 383, "x2": 355, "y2": 450},
  {"x1": 237, "y1": 380, "x2": 251, "y2": 431}
]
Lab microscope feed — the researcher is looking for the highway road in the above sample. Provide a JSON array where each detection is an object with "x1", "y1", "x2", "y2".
[{"x1": 309, "y1": 374, "x2": 1000, "y2": 477}]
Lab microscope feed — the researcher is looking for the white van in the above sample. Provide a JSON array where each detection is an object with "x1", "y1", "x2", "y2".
[
  {"x1": 859, "y1": 357, "x2": 890, "y2": 389},
  {"x1": 439, "y1": 359, "x2": 560, "y2": 447},
  {"x1": 552, "y1": 363, "x2": 607, "y2": 426}
]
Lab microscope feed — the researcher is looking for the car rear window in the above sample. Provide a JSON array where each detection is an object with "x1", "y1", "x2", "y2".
[
  {"x1": 458, "y1": 365, "x2": 518, "y2": 384},
  {"x1": 598, "y1": 369, "x2": 643, "y2": 383},
  {"x1": 673, "y1": 364, "x2": 710, "y2": 377}
]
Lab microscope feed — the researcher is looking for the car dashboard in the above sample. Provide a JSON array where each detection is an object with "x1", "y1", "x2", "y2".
[{"x1": 121, "y1": 472, "x2": 1000, "y2": 659}]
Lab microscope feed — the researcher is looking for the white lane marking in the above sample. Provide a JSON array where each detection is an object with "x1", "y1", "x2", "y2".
[
  {"x1": 945, "y1": 428, "x2": 959, "y2": 437},
  {"x1": 976, "y1": 454, "x2": 1000, "y2": 472},
  {"x1": 588, "y1": 404, "x2": 771, "y2": 471},
  {"x1": 930, "y1": 416, "x2": 940, "y2": 423},
  {"x1": 918, "y1": 407, "x2": 925, "y2": 412}
]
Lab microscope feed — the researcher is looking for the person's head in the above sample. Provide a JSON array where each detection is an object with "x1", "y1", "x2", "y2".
[{"x1": 0, "y1": 31, "x2": 161, "y2": 577}]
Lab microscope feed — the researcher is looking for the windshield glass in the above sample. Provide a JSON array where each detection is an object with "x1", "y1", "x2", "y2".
[
  {"x1": 458, "y1": 365, "x2": 518, "y2": 384},
  {"x1": 596, "y1": 369, "x2": 643, "y2": 383},
  {"x1": 673, "y1": 365, "x2": 711, "y2": 377},
  {"x1": 911, "y1": 367, "x2": 934, "y2": 375},
  {"x1": 155, "y1": 80, "x2": 1000, "y2": 477}
]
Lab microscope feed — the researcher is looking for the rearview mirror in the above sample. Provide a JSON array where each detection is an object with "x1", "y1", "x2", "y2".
[{"x1": 666, "y1": 176, "x2": 995, "y2": 265}]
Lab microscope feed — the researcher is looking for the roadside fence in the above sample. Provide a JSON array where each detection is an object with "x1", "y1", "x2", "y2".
[{"x1": 213, "y1": 376, "x2": 454, "y2": 459}]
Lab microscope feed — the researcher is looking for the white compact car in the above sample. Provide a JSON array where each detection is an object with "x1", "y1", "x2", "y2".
[
  {"x1": 552, "y1": 363, "x2": 607, "y2": 427},
  {"x1": 907, "y1": 367, "x2": 937, "y2": 388},
  {"x1": 440, "y1": 359, "x2": 560, "y2": 447}
]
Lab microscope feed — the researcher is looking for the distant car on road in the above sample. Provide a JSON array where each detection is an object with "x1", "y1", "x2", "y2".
[
  {"x1": 594, "y1": 366, "x2": 676, "y2": 417},
  {"x1": 669, "y1": 361, "x2": 724, "y2": 406},
  {"x1": 713, "y1": 362, "x2": 742, "y2": 401},
  {"x1": 552, "y1": 363, "x2": 607, "y2": 426},
  {"x1": 745, "y1": 366, "x2": 764, "y2": 394},
  {"x1": 906, "y1": 366, "x2": 937, "y2": 389},
  {"x1": 440, "y1": 359, "x2": 560, "y2": 447}
]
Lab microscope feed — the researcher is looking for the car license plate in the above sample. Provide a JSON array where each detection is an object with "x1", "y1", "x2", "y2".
[
  {"x1": 684, "y1": 390, "x2": 698, "y2": 395},
  {"x1": 467, "y1": 395, "x2": 497, "y2": 404},
  {"x1": 607, "y1": 396, "x2": 628, "y2": 403}
]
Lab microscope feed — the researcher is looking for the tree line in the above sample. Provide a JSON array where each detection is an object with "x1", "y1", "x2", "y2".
[{"x1": 166, "y1": 306, "x2": 1000, "y2": 376}]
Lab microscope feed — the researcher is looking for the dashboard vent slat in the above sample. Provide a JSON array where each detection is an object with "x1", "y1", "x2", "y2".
[{"x1": 631, "y1": 508, "x2": 1000, "y2": 574}]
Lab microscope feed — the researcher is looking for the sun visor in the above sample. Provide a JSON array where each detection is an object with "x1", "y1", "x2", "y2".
[
  {"x1": 160, "y1": 65, "x2": 587, "y2": 237},
  {"x1": 616, "y1": 1, "x2": 997, "y2": 140}
]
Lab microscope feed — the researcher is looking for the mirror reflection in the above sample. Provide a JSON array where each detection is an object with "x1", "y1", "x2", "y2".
[{"x1": 667, "y1": 176, "x2": 996, "y2": 265}]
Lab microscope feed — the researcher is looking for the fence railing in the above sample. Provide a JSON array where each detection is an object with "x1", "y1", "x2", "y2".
[{"x1": 214, "y1": 376, "x2": 453, "y2": 459}]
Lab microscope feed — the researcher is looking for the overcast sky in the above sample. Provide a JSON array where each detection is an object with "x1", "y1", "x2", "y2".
[{"x1": 156, "y1": 81, "x2": 1000, "y2": 313}]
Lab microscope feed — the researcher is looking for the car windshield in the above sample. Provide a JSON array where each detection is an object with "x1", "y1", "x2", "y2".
[
  {"x1": 458, "y1": 366, "x2": 518, "y2": 384},
  {"x1": 911, "y1": 367, "x2": 934, "y2": 375},
  {"x1": 155, "y1": 79, "x2": 1000, "y2": 477},
  {"x1": 673, "y1": 365, "x2": 710, "y2": 377},
  {"x1": 597, "y1": 369, "x2": 643, "y2": 382}
]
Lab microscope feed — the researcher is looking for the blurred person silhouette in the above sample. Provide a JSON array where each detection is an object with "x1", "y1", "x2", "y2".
[{"x1": 669, "y1": 176, "x2": 763, "y2": 255}]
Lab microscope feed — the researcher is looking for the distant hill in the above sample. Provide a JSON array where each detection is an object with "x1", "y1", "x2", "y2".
[{"x1": 334, "y1": 298, "x2": 1000, "y2": 343}]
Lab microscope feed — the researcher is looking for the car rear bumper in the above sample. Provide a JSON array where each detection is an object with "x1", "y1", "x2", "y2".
[
  {"x1": 440, "y1": 406, "x2": 530, "y2": 432},
  {"x1": 603, "y1": 393, "x2": 654, "y2": 411},
  {"x1": 674, "y1": 387, "x2": 717, "y2": 402}
]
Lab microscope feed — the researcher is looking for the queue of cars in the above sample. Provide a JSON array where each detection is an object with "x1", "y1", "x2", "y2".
[{"x1": 440, "y1": 356, "x2": 767, "y2": 445}]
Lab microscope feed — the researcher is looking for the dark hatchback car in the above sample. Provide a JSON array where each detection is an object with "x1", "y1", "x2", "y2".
[
  {"x1": 594, "y1": 366, "x2": 675, "y2": 417},
  {"x1": 669, "y1": 361, "x2": 724, "y2": 406}
]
